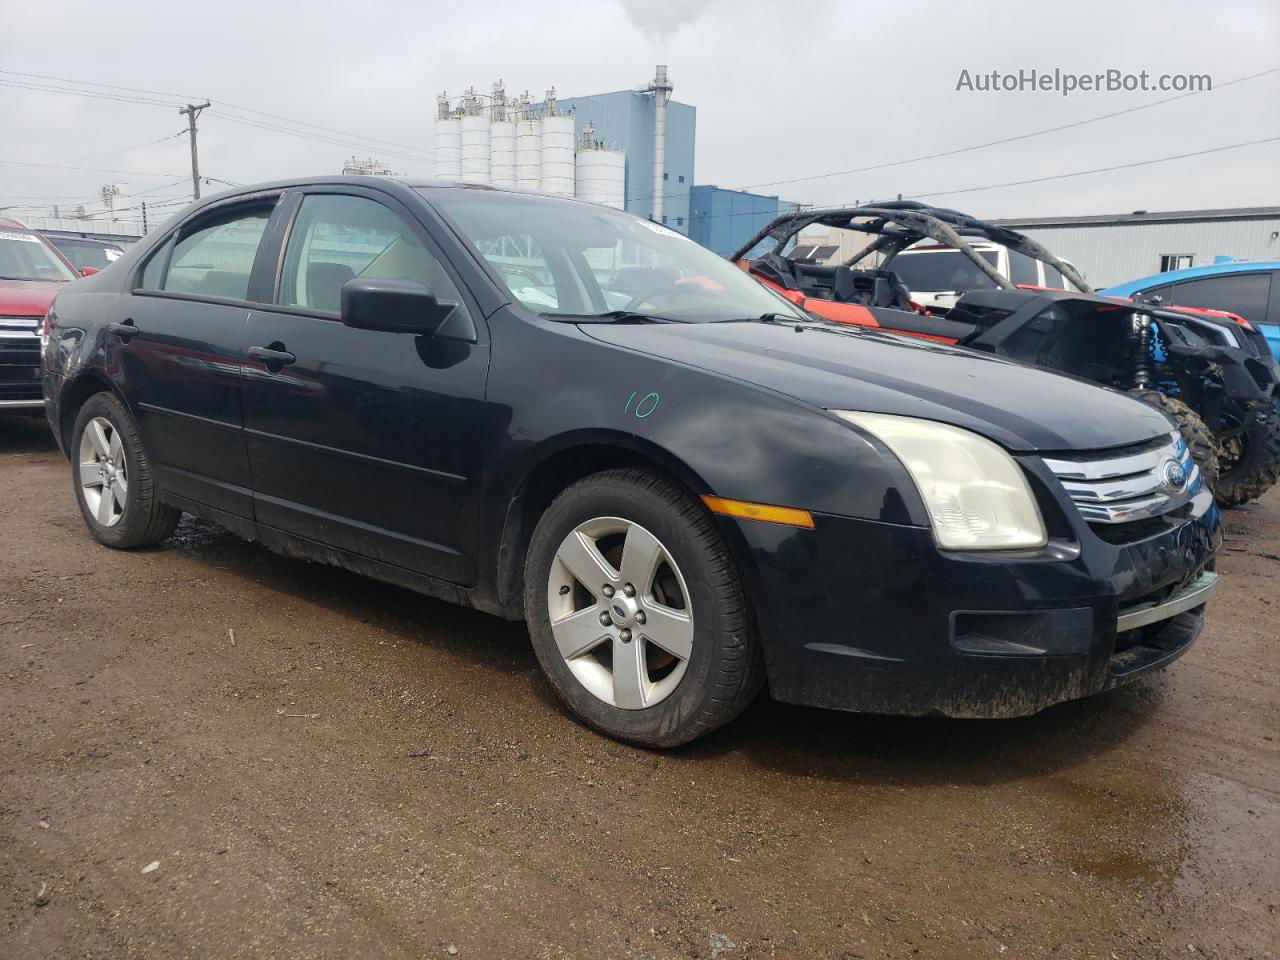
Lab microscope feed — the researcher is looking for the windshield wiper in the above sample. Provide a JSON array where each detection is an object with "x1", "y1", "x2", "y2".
[
  {"x1": 711, "y1": 312, "x2": 821, "y2": 325},
  {"x1": 551, "y1": 310, "x2": 683, "y2": 324}
]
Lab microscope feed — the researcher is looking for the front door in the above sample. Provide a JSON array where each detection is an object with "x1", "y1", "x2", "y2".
[
  {"x1": 115, "y1": 197, "x2": 279, "y2": 519},
  {"x1": 240, "y1": 190, "x2": 489, "y2": 583}
]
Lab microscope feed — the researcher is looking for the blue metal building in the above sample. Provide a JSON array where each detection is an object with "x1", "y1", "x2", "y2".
[
  {"x1": 553, "y1": 90, "x2": 697, "y2": 234},
  {"x1": 688, "y1": 186, "x2": 800, "y2": 257}
]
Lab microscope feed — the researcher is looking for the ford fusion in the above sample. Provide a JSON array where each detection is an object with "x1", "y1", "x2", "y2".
[{"x1": 41, "y1": 178, "x2": 1223, "y2": 747}]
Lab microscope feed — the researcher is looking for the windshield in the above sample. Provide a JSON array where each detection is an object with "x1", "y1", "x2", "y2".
[
  {"x1": 424, "y1": 189, "x2": 806, "y2": 323},
  {"x1": 889, "y1": 249, "x2": 999, "y2": 292},
  {"x1": 51, "y1": 238, "x2": 123, "y2": 271},
  {"x1": 0, "y1": 229, "x2": 79, "y2": 282}
]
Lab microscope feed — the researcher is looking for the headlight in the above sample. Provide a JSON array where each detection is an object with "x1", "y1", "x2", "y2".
[{"x1": 834, "y1": 411, "x2": 1047, "y2": 551}]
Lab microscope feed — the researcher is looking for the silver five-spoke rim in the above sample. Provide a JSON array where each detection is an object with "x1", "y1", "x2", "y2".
[
  {"x1": 79, "y1": 416, "x2": 127, "y2": 528},
  {"x1": 547, "y1": 517, "x2": 694, "y2": 710}
]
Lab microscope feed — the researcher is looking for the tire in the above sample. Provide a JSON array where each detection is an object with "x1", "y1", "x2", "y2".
[
  {"x1": 70, "y1": 392, "x2": 181, "y2": 549},
  {"x1": 523, "y1": 468, "x2": 764, "y2": 748},
  {"x1": 1128, "y1": 389, "x2": 1220, "y2": 492},
  {"x1": 1214, "y1": 404, "x2": 1280, "y2": 508}
]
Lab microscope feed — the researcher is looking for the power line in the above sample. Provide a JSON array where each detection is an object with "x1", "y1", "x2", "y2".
[
  {"x1": 734, "y1": 65, "x2": 1280, "y2": 193},
  {"x1": 0, "y1": 68, "x2": 433, "y2": 163},
  {"x1": 906, "y1": 135, "x2": 1280, "y2": 201},
  {"x1": 0, "y1": 78, "x2": 182, "y2": 108},
  {"x1": 0, "y1": 68, "x2": 206, "y2": 102},
  {"x1": 0, "y1": 158, "x2": 195, "y2": 178},
  {"x1": 204, "y1": 109, "x2": 432, "y2": 164},
  {"x1": 41, "y1": 131, "x2": 187, "y2": 168}
]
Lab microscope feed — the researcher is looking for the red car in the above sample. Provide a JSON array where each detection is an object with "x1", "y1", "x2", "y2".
[{"x1": 0, "y1": 217, "x2": 82, "y2": 414}]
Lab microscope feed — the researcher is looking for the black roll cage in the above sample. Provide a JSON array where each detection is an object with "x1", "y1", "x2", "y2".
[{"x1": 730, "y1": 199, "x2": 1093, "y2": 295}]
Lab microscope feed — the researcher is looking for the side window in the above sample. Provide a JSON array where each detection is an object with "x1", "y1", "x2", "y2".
[
  {"x1": 1008, "y1": 249, "x2": 1039, "y2": 286},
  {"x1": 1042, "y1": 263, "x2": 1066, "y2": 289},
  {"x1": 1135, "y1": 284, "x2": 1173, "y2": 306},
  {"x1": 162, "y1": 207, "x2": 273, "y2": 300},
  {"x1": 1168, "y1": 273, "x2": 1272, "y2": 326},
  {"x1": 279, "y1": 194, "x2": 460, "y2": 314},
  {"x1": 138, "y1": 237, "x2": 173, "y2": 290}
]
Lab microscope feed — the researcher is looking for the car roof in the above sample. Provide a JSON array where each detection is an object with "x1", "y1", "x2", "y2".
[
  {"x1": 196, "y1": 175, "x2": 590, "y2": 206},
  {"x1": 0, "y1": 216, "x2": 30, "y2": 229},
  {"x1": 899, "y1": 242, "x2": 1000, "y2": 253},
  {"x1": 153, "y1": 175, "x2": 609, "y2": 234},
  {"x1": 1102, "y1": 261, "x2": 1280, "y2": 296}
]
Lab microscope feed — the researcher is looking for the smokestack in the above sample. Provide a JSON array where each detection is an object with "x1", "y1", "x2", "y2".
[{"x1": 647, "y1": 65, "x2": 673, "y2": 223}]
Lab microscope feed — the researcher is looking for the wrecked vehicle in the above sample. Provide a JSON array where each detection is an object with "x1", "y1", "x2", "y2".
[
  {"x1": 734, "y1": 201, "x2": 1280, "y2": 507},
  {"x1": 44, "y1": 178, "x2": 1221, "y2": 746}
]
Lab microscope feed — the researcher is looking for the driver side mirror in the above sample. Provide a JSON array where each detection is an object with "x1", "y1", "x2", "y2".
[
  {"x1": 80, "y1": 266, "x2": 101, "y2": 277},
  {"x1": 340, "y1": 278, "x2": 459, "y2": 336}
]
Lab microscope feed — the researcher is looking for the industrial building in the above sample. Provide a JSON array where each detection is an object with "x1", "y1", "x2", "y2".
[
  {"x1": 688, "y1": 186, "x2": 799, "y2": 257},
  {"x1": 433, "y1": 67, "x2": 793, "y2": 252},
  {"x1": 992, "y1": 206, "x2": 1280, "y2": 288}
]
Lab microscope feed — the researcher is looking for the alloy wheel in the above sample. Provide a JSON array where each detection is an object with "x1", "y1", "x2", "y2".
[
  {"x1": 79, "y1": 416, "x2": 128, "y2": 527},
  {"x1": 546, "y1": 516, "x2": 694, "y2": 709}
]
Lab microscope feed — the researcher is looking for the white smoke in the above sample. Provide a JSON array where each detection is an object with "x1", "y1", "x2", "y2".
[{"x1": 618, "y1": 0, "x2": 717, "y2": 43}]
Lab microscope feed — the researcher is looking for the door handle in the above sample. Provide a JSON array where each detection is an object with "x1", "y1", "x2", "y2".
[
  {"x1": 247, "y1": 344, "x2": 297, "y2": 369},
  {"x1": 107, "y1": 319, "x2": 139, "y2": 342}
]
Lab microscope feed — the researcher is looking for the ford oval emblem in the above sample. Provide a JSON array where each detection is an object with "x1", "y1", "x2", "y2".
[{"x1": 1162, "y1": 459, "x2": 1188, "y2": 493}]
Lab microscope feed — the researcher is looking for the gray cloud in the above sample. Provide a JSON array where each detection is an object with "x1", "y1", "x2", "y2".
[{"x1": 0, "y1": 0, "x2": 1276, "y2": 225}]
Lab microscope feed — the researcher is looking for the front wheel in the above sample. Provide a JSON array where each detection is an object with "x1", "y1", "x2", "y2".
[
  {"x1": 71, "y1": 392, "x2": 181, "y2": 548},
  {"x1": 523, "y1": 469, "x2": 764, "y2": 748},
  {"x1": 1214, "y1": 404, "x2": 1280, "y2": 508},
  {"x1": 1128, "y1": 389, "x2": 1220, "y2": 492}
]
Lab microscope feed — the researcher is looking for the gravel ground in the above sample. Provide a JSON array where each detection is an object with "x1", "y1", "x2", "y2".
[{"x1": 1, "y1": 415, "x2": 1276, "y2": 960}]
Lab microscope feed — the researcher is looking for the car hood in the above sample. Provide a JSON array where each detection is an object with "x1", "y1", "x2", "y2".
[
  {"x1": 580, "y1": 320, "x2": 1173, "y2": 453},
  {"x1": 0, "y1": 277, "x2": 63, "y2": 316}
]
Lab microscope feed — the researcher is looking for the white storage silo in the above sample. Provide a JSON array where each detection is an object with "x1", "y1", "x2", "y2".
[
  {"x1": 515, "y1": 101, "x2": 542, "y2": 191},
  {"x1": 490, "y1": 119, "x2": 516, "y2": 187},
  {"x1": 540, "y1": 116, "x2": 576, "y2": 197},
  {"x1": 574, "y1": 128, "x2": 626, "y2": 210},
  {"x1": 434, "y1": 94, "x2": 462, "y2": 181},
  {"x1": 460, "y1": 115, "x2": 491, "y2": 183}
]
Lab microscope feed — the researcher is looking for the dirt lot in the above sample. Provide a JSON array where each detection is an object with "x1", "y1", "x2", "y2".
[{"x1": 1, "y1": 415, "x2": 1276, "y2": 960}]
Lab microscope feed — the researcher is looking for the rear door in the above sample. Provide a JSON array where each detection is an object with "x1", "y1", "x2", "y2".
[
  {"x1": 116, "y1": 194, "x2": 282, "y2": 519},
  {"x1": 240, "y1": 187, "x2": 490, "y2": 583}
]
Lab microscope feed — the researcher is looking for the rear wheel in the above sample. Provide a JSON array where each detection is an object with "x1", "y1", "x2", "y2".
[
  {"x1": 523, "y1": 468, "x2": 764, "y2": 748},
  {"x1": 1214, "y1": 405, "x2": 1280, "y2": 508},
  {"x1": 71, "y1": 392, "x2": 180, "y2": 548},
  {"x1": 1128, "y1": 389, "x2": 1220, "y2": 492}
]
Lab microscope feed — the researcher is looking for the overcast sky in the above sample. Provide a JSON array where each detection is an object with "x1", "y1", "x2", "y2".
[{"x1": 2, "y1": 0, "x2": 1277, "y2": 223}]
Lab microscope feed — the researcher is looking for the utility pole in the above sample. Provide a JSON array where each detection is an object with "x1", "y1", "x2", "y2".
[
  {"x1": 141, "y1": 201, "x2": 148, "y2": 233},
  {"x1": 178, "y1": 101, "x2": 211, "y2": 200}
]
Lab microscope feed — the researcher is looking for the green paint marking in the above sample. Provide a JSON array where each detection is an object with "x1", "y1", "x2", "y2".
[{"x1": 635, "y1": 392, "x2": 660, "y2": 418}]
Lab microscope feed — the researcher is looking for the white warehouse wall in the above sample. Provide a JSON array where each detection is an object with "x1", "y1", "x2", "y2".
[{"x1": 994, "y1": 212, "x2": 1280, "y2": 288}]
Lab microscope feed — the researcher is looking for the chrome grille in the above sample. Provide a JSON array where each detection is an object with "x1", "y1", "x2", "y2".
[
  {"x1": 1043, "y1": 432, "x2": 1199, "y2": 524},
  {"x1": 0, "y1": 316, "x2": 42, "y2": 339}
]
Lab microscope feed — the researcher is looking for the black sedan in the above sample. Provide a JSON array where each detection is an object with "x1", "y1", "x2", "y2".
[{"x1": 41, "y1": 178, "x2": 1222, "y2": 746}]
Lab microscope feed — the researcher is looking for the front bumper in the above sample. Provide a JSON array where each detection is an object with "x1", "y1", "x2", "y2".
[{"x1": 726, "y1": 487, "x2": 1222, "y2": 718}]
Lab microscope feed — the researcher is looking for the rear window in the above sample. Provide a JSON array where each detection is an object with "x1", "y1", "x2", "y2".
[
  {"x1": 50, "y1": 237, "x2": 124, "y2": 271},
  {"x1": 889, "y1": 249, "x2": 1000, "y2": 292}
]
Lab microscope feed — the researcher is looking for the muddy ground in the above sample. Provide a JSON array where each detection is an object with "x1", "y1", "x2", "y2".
[{"x1": 0, "y1": 415, "x2": 1276, "y2": 960}]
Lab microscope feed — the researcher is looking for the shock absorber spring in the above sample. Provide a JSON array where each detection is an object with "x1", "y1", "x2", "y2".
[{"x1": 1130, "y1": 312, "x2": 1154, "y2": 390}]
